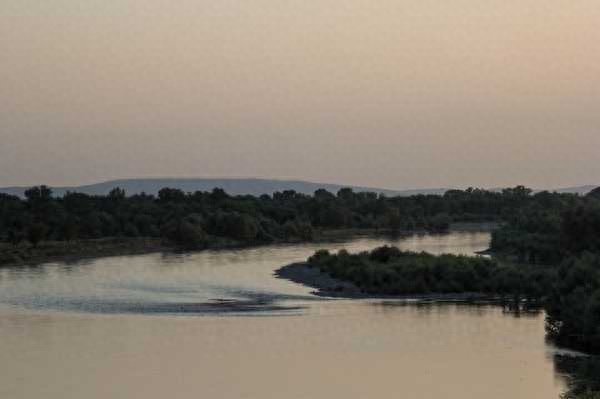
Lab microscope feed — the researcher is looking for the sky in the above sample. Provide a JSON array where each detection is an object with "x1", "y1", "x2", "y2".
[{"x1": 1, "y1": 0, "x2": 599, "y2": 190}]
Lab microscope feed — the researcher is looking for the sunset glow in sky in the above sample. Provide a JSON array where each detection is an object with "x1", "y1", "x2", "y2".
[{"x1": 2, "y1": 1, "x2": 599, "y2": 189}]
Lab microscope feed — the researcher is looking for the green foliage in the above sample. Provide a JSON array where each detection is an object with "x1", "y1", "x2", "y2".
[
  {"x1": 307, "y1": 245, "x2": 553, "y2": 300},
  {"x1": 587, "y1": 187, "x2": 600, "y2": 201},
  {"x1": 556, "y1": 355, "x2": 600, "y2": 398},
  {"x1": 1, "y1": 184, "x2": 554, "y2": 249},
  {"x1": 283, "y1": 220, "x2": 314, "y2": 241},
  {"x1": 561, "y1": 204, "x2": 600, "y2": 255},
  {"x1": 24, "y1": 185, "x2": 52, "y2": 203},
  {"x1": 26, "y1": 222, "x2": 48, "y2": 247},
  {"x1": 162, "y1": 218, "x2": 207, "y2": 249},
  {"x1": 487, "y1": 190, "x2": 600, "y2": 352},
  {"x1": 545, "y1": 254, "x2": 600, "y2": 352},
  {"x1": 490, "y1": 194, "x2": 593, "y2": 264},
  {"x1": 108, "y1": 187, "x2": 126, "y2": 200}
]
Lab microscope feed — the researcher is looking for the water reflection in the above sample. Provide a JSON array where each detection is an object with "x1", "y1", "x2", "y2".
[
  {"x1": 0, "y1": 231, "x2": 492, "y2": 316},
  {"x1": 0, "y1": 231, "x2": 580, "y2": 399}
]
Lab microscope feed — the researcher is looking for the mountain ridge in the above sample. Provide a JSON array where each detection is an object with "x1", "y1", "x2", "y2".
[
  {"x1": 0, "y1": 178, "x2": 596, "y2": 198},
  {"x1": 0, "y1": 178, "x2": 445, "y2": 198}
]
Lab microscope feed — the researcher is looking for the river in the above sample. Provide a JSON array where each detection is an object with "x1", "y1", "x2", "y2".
[{"x1": 0, "y1": 231, "x2": 571, "y2": 398}]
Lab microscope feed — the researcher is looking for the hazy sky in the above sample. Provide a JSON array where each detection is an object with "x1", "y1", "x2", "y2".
[{"x1": 2, "y1": 1, "x2": 599, "y2": 189}]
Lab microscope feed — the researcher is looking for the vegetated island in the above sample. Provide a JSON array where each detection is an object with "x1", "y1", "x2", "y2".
[{"x1": 276, "y1": 247, "x2": 550, "y2": 303}]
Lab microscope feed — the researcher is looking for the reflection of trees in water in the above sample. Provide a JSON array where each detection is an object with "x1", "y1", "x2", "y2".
[
  {"x1": 501, "y1": 302, "x2": 543, "y2": 317},
  {"x1": 373, "y1": 301, "x2": 545, "y2": 320},
  {"x1": 554, "y1": 355, "x2": 600, "y2": 398}
]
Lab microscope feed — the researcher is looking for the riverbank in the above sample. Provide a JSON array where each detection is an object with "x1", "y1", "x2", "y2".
[
  {"x1": 0, "y1": 230, "x2": 378, "y2": 268},
  {"x1": 0, "y1": 236, "x2": 278, "y2": 267},
  {"x1": 0, "y1": 222, "x2": 498, "y2": 268},
  {"x1": 0, "y1": 235, "x2": 334, "y2": 268},
  {"x1": 0, "y1": 238, "x2": 170, "y2": 267}
]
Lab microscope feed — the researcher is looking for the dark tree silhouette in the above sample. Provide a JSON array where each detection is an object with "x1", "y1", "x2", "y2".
[{"x1": 26, "y1": 222, "x2": 48, "y2": 247}]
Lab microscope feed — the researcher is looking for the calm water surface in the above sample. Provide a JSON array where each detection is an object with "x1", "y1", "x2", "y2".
[{"x1": 0, "y1": 232, "x2": 570, "y2": 398}]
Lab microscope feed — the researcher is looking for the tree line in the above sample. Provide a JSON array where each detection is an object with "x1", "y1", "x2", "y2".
[
  {"x1": 0, "y1": 184, "x2": 553, "y2": 249},
  {"x1": 490, "y1": 187, "x2": 600, "y2": 264},
  {"x1": 489, "y1": 187, "x2": 600, "y2": 354}
]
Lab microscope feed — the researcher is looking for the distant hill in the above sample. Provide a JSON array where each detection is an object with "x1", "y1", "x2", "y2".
[
  {"x1": 1, "y1": 178, "x2": 595, "y2": 199},
  {"x1": 551, "y1": 185, "x2": 599, "y2": 195},
  {"x1": 485, "y1": 186, "x2": 598, "y2": 195},
  {"x1": 0, "y1": 178, "x2": 449, "y2": 198}
]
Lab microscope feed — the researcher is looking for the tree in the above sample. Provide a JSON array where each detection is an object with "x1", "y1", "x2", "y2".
[
  {"x1": 314, "y1": 189, "x2": 335, "y2": 202},
  {"x1": 337, "y1": 188, "x2": 355, "y2": 206},
  {"x1": 108, "y1": 187, "x2": 126, "y2": 200},
  {"x1": 274, "y1": 190, "x2": 299, "y2": 202},
  {"x1": 429, "y1": 213, "x2": 451, "y2": 232},
  {"x1": 587, "y1": 187, "x2": 600, "y2": 201},
  {"x1": 26, "y1": 222, "x2": 48, "y2": 247},
  {"x1": 283, "y1": 220, "x2": 298, "y2": 240},
  {"x1": 545, "y1": 254, "x2": 600, "y2": 352},
  {"x1": 24, "y1": 185, "x2": 52, "y2": 202},
  {"x1": 162, "y1": 219, "x2": 207, "y2": 248},
  {"x1": 61, "y1": 216, "x2": 80, "y2": 242},
  {"x1": 123, "y1": 223, "x2": 140, "y2": 237},
  {"x1": 385, "y1": 209, "x2": 402, "y2": 233},
  {"x1": 158, "y1": 188, "x2": 186, "y2": 202},
  {"x1": 7, "y1": 228, "x2": 25, "y2": 247},
  {"x1": 295, "y1": 221, "x2": 314, "y2": 241},
  {"x1": 561, "y1": 204, "x2": 600, "y2": 255},
  {"x1": 210, "y1": 188, "x2": 229, "y2": 202}
]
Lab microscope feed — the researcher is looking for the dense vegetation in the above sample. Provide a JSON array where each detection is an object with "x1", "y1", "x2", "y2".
[
  {"x1": 490, "y1": 190, "x2": 600, "y2": 264},
  {"x1": 487, "y1": 189, "x2": 600, "y2": 353},
  {"x1": 307, "y1": 246, "x2": 553, "y2": 303},
  {"x1": 563, "y1": 391, "x2": 600, "y2": 399},
  {"x1": 544, "y1": 254, "x2": 600, "y2": 353},
  {"x1": 556, "y1": 355, "x2": 600, "y2": 399},
  {"x1": 0, "y1": 184, "x2": 548, "y2": 250}
]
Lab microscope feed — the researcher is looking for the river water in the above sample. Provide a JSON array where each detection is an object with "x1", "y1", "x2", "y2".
[{"x1": 0, "y1": 231, "x2": 571, "y2": 398}]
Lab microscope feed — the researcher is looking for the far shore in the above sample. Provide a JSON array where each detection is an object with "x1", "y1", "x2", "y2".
[{"x1": 0, "y1": 222, "x2": 498, "y2": 268}]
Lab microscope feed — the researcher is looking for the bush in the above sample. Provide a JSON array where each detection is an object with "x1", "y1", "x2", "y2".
[{"x1": 306, "y1": 245, "x2": 544, "y2": 298}]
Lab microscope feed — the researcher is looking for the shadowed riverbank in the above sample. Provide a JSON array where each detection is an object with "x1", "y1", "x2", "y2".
[{"x1": 1, "y1": 223, "x2": 497, "y2": 268}]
